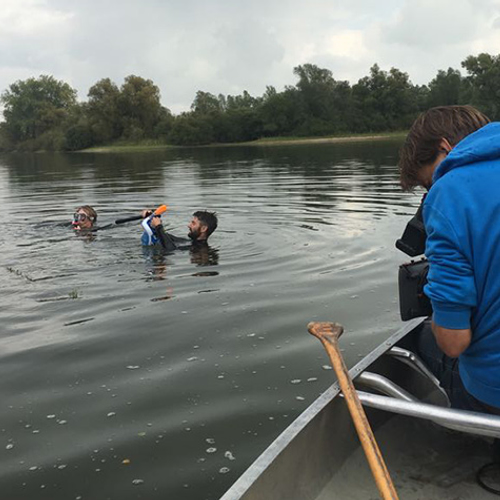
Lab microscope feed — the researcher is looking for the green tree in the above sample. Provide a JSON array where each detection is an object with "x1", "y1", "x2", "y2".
[
  {"x1": 223, "y1": 108, "x2": 263, "y2": 142},
  {"x1": 352, "y1": 64, "x2": 419, "y2": 132},
  {"x1": 225, "y1": 90, "x2": 260, "y2": 111},
  {"x1": 0, "y1": 122, "x2": 14, "y2": 151},
  {"x1": 87, "y1": 78, "x2": 122, "y2": 143},
  {"x1": 153, "y1": 107, "x2": 175, "y2": 140},
  {"x1": 292, "y1": 64, "x2": 353, "y2": 135},
  {"x1": 427, "y1": 68, "x2": 463, "y2": 107},
  {"x1": 218, "y1": 90, "x2": 262, "y2": 142},
  {"x1": 120, "y1": 75, "x2": 164, "y2": 139},
  {"x1": 461, "y1": 53, "x2": 500, "y2": 119},
  {"x1": 188, "y1": 89, "x2": 263, "y2": 143},
  {"x1": 191, "y1": 91, "x2": 223, "y2": 115},
  {"x1": 189, "y1": 91, "x2": 224, "y2": 142},
  {"x1": 258, "y1": 86, "x2": 303, "y2": 136},
  {"x1": 1, "y1": 75, "x2": 77, "y2": 142},
  {"x1": 293, "y1": 63, "x2": 335, "y2": 123},
  {"x1": 168, "y1": 112, "x2": 214, "y2": 145},
  {"x1": 64, "y1": 121, "x2": 95, "y2": 151}
]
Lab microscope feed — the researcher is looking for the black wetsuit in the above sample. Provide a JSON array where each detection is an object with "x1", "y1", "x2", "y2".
[
  {"x1": 154, "y1": 224, "x2": 194, "y2": 251},
  {"x1": 150, "y1": 224, "x2": 218, "y2": 266}
]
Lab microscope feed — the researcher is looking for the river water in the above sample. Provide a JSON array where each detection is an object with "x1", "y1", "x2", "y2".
[{"x1": 0, "y1": 141, "x2": 421, "y2": 500}]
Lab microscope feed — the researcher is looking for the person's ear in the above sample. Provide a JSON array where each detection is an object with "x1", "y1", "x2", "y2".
[{"x1": 439, "y1": 138, "x2": 452, "y2": 154}]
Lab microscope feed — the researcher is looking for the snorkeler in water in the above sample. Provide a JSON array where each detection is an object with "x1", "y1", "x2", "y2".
[
  {"x1": 72, "y1": 205, "x2": 97, "y2": 231},
  {"x1": 141, "y1": 209, "x2": 218, "y2": 252},
  {"x1": 72, "y1": 205, "x2": 158, "y2": 232}
]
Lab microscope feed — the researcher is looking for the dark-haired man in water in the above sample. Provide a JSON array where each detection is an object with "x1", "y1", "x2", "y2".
[{"x1": 141, "y1": 210, "x2": 218, "y2": 252}]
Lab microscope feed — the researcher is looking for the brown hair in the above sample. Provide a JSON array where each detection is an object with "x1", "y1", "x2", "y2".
[
  {"x1": 77, "y1": 205, "x2": 97, "y2": 222},
  {"x1": 399, "y1": 105, "x2": 490, "y2": 190}
]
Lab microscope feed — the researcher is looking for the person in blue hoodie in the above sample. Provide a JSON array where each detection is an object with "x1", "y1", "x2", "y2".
[{"x1": 399, "y1": 105, "x2": 500, "y2": 415}]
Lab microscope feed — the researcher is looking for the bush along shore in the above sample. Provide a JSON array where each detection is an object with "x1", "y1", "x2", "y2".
[{"x1": 1, "y1": 53, "x2": 499, "y2": 152}]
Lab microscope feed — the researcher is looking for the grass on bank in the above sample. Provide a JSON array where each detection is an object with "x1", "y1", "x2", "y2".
[
  {"x1": 244, "y1": 131, "x2": 406, "y2": 145},
  {"x1": 79, "y1": 131, "x2": 407, "y2": 153},
  {"x1": 81, "y1": 139, "x2": 175, "y2": 153}
]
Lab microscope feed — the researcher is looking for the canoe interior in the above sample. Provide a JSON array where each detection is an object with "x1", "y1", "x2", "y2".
[
  {"x1": 317, "y1": 413, "x2": 493, "y2": 500},
  {"x1": 222, "y1": 319, "x2": 499, "y2": 500}
]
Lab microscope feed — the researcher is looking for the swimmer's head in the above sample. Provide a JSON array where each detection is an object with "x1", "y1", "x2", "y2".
[
  {"x1": 188, "y1": 211, "x2": 218, "y2": 241},
  {"x1": 73, "y1": 205, "x2": 97, "y2": 230}
]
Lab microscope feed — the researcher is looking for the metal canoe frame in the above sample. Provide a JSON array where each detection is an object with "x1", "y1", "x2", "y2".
[
  {"x1": 220, "y1": 317, "x2": 427, "y2": 500},
  {"x1": 221, "y1": 315, "x2": 500, "y2": 500}
]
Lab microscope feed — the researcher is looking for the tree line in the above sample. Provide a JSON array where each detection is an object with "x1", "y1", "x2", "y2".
[{"x1": 1, "y1": 52, "x2": 499, "y2": 151}]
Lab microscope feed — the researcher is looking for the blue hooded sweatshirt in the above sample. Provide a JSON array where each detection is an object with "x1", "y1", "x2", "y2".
[{"x1": 423, "y1": 122, "x2": 500, "y2": 407}]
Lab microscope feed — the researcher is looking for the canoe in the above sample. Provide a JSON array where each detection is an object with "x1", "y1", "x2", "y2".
[{"x1": 221, "y1": 317, "x2": 500, "y2": 500}]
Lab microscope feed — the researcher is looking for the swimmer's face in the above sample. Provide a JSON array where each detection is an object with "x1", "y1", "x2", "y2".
[
  {"x1": 73, "y1": 209, "x2": 94, "y2": 230},
  {"x1": 188, "y1": 216, "x2": 206, "y2": 241}
]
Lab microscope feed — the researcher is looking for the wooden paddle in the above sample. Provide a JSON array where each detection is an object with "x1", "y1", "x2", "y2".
[
  {"x1": 308, "y1": 321, "x2": 399, "y2": 500},
  {"x1": 114, "y1": 204, "x2": 167, "y2": 225}
]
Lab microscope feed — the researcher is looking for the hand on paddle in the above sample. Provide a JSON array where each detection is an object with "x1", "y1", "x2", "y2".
[
  {"x1": 142, "y1": 207, "x2": 164, "y2": 228},
  {"x1": 150, "y1": 215, "x2": 162, "y2": 228}
]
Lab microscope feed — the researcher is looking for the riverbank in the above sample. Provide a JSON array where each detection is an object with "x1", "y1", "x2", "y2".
[
  {"x1": 80, "y1": 132, "x2": 406, "y2": 153},
  {"x1": 239, "y1": 131, "x2": 405, "y2": 146}
]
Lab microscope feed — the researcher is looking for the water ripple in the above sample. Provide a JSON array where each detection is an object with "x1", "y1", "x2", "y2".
[{"x1": 0, "y1": 142, "x2": 420, "y2": 500}]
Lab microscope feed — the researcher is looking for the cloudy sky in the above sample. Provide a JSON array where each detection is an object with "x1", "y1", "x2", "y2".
[{"x1": 1, "y1": 0, "x2": 500, "y2": 114}]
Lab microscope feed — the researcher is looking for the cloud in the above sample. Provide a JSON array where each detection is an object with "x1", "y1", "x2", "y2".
[
  {"x1": 371, "y1": 0, "x2": 500, "y2": 83},
  {"x1": 0, "y1": 0, "x2": 73, "y2": 36},
  {"x1": 0, "y1": 0, "x2": 74, "y2": 77},
  {"x1": 325, "y1": 30, "x2": 369, "y2": 60},
  {"x1": 212, "y1": 20, "x2": 285, "y2": 91},
  {"x1": 1, "y1": 0, "x2": 500, "y2": 113},
  {"x1": 381, "y1": 0, "x2": 481, "y2": 48}
]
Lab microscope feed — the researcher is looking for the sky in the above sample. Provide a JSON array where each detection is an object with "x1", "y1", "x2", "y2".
[{"x1": 1, "y1": 0, "x2": 500, "y2": 114}]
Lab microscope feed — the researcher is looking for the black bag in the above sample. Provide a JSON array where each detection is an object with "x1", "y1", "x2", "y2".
[{"x1": 398, "y1": 259, "x2": 432, "y2": 321}]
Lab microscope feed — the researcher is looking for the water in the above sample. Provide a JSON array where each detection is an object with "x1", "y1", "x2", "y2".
[{"x1": 0, "y1": 141, "x2": 421, "y2": 499}]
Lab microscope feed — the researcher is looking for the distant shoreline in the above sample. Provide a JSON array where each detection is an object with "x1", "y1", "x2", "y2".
[
  {"x1": 79, "y1": 132, "x2": 406, "y2": 153},
  {"x1": 239, "y1": 132, "x2": 405, "y2": 147}
]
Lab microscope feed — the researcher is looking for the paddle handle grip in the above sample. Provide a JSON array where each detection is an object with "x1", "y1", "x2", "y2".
[{"x1": 153, "y1": 204, "x2": 168, "y2": 216}]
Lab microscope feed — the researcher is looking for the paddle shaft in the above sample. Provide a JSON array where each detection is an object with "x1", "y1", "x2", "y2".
[
  {"x1": 114, "y1": 204, "x2": 168, "y2": 225},
  {"x1": 309, "y1": 323, "x2": 399, "y2": 500},
  {"x1": 114, "y1": 214, "x2": 143, "y2": 225}
]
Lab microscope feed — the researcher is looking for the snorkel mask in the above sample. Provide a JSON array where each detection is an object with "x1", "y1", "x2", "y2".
[{"x1": 72, "y1": 211, "x2": 94, "y2": 230}]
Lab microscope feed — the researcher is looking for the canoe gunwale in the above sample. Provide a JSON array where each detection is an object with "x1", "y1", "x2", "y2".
[{"x1": 220, "y1": 317, "x2": 427, "y2": 500}]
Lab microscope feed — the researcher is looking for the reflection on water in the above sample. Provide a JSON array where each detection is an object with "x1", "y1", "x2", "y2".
[
  {"x1": 0, "y1": 140, "x2": 421, "y2": 500},
  {"x1": 189, "y1": 244, "x2": 219, "y2": 268},
  {"x1": 142, "y1": 242, "x2": 219, "y2": 285}
]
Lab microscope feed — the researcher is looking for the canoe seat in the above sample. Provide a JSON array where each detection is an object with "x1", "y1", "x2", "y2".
[{"x1": 353, "y1": 346, "x2": 500, "y2": 439}]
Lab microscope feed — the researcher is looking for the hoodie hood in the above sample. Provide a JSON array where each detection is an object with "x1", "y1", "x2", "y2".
[{"x1": 433, "y1": 122, "x2": 500, "y2": 183}]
